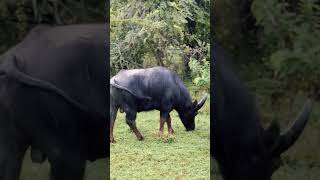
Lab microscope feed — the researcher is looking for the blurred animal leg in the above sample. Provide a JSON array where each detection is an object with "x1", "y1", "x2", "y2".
[
  {"x1": 49, "y1": 146, "x2": 86, "y2": 180},
  {"x1": 159, "y1": 116, "x2": 166, "y2": 135},
  {"x1": 166, "y1": 115, "x2": 174, "y2": 134},
  {"x1": 110, "y1": 100, "x2": 118, "y2": 143},
  {"x1": 125, "y1": 112, "x2": 143, "y2": 140},
  {"x1": 0, "y1": 136, "x2": 27, "y2": 180}
]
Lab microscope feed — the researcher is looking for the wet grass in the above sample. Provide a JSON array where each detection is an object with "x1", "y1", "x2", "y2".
[
  {"x1": 110, "y1": 90, "x2": 210, "y2": 179},
  {"x1": 20, "y1": 149, "x2": 107, "y2": 180}
]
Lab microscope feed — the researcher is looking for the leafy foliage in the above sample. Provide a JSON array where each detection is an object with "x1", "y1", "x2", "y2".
[
  {"x1": 0, "y1": 0, "x2": 106, "y2": 54},
  {"x1": 189, "y1": 58, "x2": 210, "y2": 91},
  {"x1": 214, "y1": 1, "x2": 320, "y2": 179},
  {"x1": 215, "y1": 0, "x2": 320, "y2": 99},
  {"x1": 110, "y1": 0, "x2": 210, "y2": 80},
  {"x1": 252, "y1": 0, "x2": 320, "y2": 96}
]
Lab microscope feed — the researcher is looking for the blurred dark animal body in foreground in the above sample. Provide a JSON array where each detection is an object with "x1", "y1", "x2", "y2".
[
  {"x1": 212, "y1": 44, "x2": 312, "y2": 180},
  {"x1": 0, "y1": 24, "x2": 109, "y2": 180},
  {"x1": 110, "y1": 66, "x2": 207, "y2": 142}
]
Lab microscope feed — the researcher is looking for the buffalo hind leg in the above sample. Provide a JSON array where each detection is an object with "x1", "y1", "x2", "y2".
[
  {"x1": 125, "y1": 112, "x2": 144, "y2": 141},
  {"x1": 110, "y1": 99, "x2": 119, "y2": 143}
]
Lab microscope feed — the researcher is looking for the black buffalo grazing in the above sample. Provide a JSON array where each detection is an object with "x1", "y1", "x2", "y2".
[
  {"x1": 0, "y1": 24, "x2": 109, "y2": 180},
  {"x1": 212, "y1": 44, "x2": 312, "y2": 180},
  {"x1": 110, "y1": 66, "x2": 207, "y2": 142}
]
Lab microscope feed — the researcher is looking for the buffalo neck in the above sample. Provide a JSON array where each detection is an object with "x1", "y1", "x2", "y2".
[{"x1": 173, "y1": 86, "x2": 192, "y2": 115}]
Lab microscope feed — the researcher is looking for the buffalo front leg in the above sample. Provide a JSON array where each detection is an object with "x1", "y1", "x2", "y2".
[
  {"x1": 159, "y1": 111, "x2": 174, "y2": 135},
  {"x1": 166, "y1": 115, "x2": 174, "y2": 134},
  {"x1": 159, "y1": 116, "x2": 166, "y2": 135},
  {"x1": 125, "y1": 112, "x2": 144, "y2": 141}
]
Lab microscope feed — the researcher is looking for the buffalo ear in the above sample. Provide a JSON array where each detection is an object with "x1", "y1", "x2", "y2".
[{"x1": 263, "y1": 120, "x2": 280, "y2": 149}]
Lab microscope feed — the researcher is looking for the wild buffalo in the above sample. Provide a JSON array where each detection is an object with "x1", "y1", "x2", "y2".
[
  {"x1": 0, "y1": 24, "x2": 109, "y2": 180},
  {"x1": 110, "y1": 66, "x2": 207, "y2": 142},
  {"x1": 212, "y1": 44, "x2": 312, "y2": 180}
]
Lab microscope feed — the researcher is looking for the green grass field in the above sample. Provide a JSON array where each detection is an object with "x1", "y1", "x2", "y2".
[
  {"x1": 20, "y1": 149, "x2": 107, "y2": 180},
  {"x1": 110, "y1": 91, "x2": 210, "y2": 179},
  {"x1": 211, "y1": 98, "x2": 320, "y2": 180}
]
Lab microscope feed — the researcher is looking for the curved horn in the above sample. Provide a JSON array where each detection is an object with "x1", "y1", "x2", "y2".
[
  {"x1": 195, "y1": 94, "x2": 208, "y2": 111},
  {"x1": 271, "y1": 100, "x2": 312, "y2": 155}
]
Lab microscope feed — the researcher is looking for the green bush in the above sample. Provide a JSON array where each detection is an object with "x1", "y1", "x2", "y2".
[
  {"x1": 110, "y1": 0, "x2": 210, "y2": 76},
  {"x1": 252, "y1": 0, "x2": 320, "y2": 96},
  {"x1": 188, "y1": 58, "x2": 210, "y2": 91}
]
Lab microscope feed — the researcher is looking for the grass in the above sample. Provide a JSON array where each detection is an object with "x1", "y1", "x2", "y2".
[
  {"x1": 211, "y1": 95, "x2": 320, "y2": 180},
  {"x1": 110, "y1": 90, "x2": 210, "y2": 179},
  {"x1": 20, "y1": 149, "x2": 107, "y2": 180}
]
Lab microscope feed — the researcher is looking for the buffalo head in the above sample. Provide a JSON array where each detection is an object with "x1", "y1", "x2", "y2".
[
  {"x1": 220, "y1": 100, "x2": 312, "y2": 180},
  {"x1": 179, "y1": 95, "x2": 208, "y2": 131}
]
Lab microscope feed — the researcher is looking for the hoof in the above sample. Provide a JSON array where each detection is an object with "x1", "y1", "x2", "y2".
[
  {"x1": 169, "y1": 129, "x2": 175, "y2": 134},
  {"x1": 157, "y1": 131, "x2": 164, "y2": 137},
  {"x1": 137, "y1": 135, "x2": 144, "y2": 141},
  {"x1": 110, "y1": 138, "x2": 116, "y2": 143}
]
